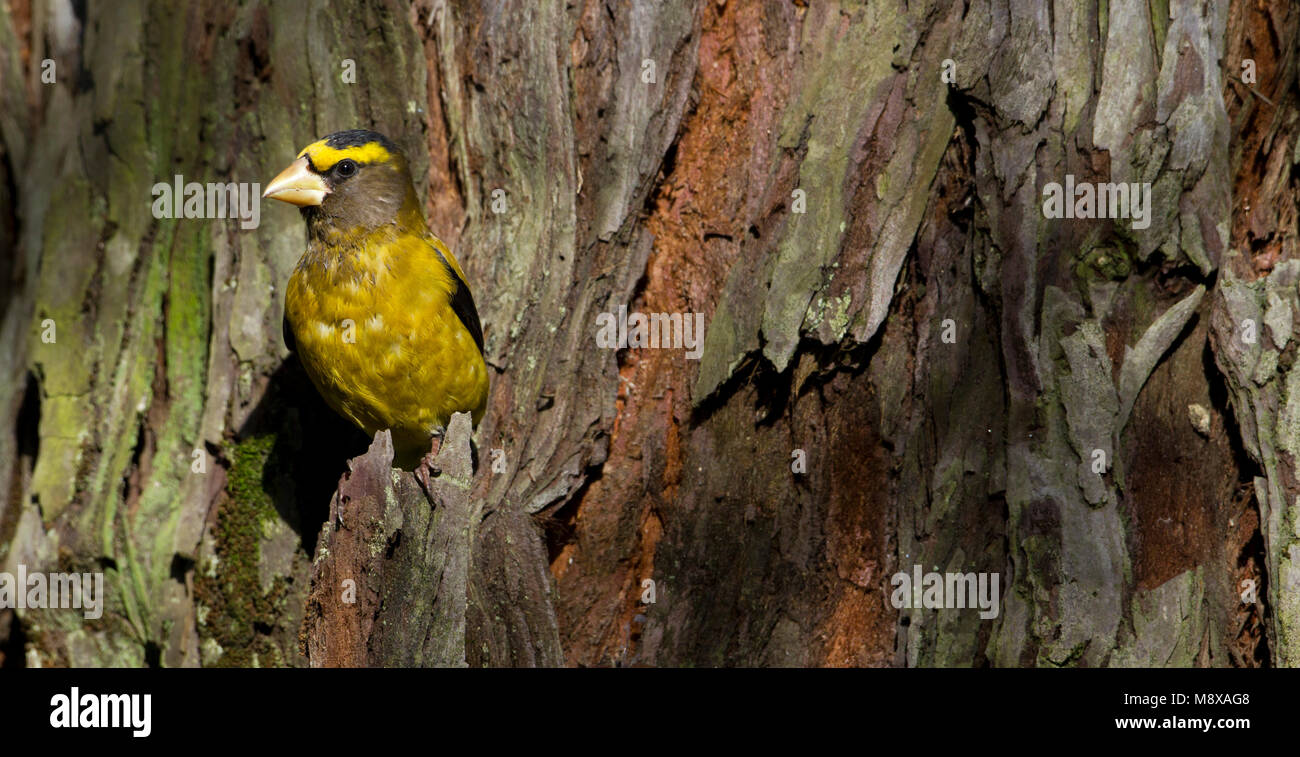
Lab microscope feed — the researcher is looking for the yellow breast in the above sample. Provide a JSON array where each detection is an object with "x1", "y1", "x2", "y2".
[{"x1": 285, "y1": 229, "x2": 488, "y2": 459}]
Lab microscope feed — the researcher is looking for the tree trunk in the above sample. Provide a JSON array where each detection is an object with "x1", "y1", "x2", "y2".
[{"x1": 0, "y1": 0, "x2": 1296, "y2": 667}]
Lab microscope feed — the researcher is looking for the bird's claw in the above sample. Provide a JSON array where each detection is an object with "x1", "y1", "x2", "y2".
[{"x1": 414, "y1": 435, "x2": 444, "y2": 501}]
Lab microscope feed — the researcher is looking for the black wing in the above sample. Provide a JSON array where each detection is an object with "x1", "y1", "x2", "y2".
[
  {"x1": 434, "y1": 249, "x2": 485, "y2": 356},
  {"x1": 282, "y1": 314, "x2": 296, "y2": 353}
]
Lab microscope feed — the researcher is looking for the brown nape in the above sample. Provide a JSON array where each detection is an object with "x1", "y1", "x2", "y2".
[{"x1": 305, "y1": 158, "x2": 425, "y2": 241}]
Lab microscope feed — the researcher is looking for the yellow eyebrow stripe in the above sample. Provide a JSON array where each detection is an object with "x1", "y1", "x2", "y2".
[{"x1": 297, "y1": 140, "x2": 392, "y2": 171}]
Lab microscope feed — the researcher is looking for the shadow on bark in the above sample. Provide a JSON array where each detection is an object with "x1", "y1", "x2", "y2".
[{"x1": 236, "y1": 358, "x2": 369, "y2": 557}]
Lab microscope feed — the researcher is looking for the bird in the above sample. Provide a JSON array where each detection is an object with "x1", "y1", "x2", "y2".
[{"x1": 262, "y1": 129, "x2": 488, "y2": 472}]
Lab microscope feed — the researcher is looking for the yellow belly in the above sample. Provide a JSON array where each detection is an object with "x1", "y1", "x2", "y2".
[{"x1": 284, "y1": 235, "x2": 488, "y2": 460}]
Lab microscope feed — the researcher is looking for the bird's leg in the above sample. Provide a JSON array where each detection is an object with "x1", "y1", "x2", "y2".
[{"x1": 414, "y1": 430, "x2": 445, "y2": 500}]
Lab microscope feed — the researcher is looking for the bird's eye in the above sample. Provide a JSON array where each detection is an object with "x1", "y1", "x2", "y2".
[{"x1": 335, "y1": 159, "x2": 358, "y2": 178}]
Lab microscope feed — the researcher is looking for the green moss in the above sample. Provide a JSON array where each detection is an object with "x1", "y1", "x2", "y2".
[
  {"x1": 1148, "y1": 0, "x2": 1169, "y2": 63},
  {"x1": 1076, "y1": 245, "x2": 1133, "y2": 283},
  {"x1": 1043, "y1": 640, "x2": 1088, "y2": 667},
  {"x1": 193, "y1": 434, "x2": 291, "y2": 667}
]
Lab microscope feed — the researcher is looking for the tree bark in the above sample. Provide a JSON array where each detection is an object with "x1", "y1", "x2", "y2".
[{"x1": 0, "y1": 0, "x2": 1296, "y2": 668}]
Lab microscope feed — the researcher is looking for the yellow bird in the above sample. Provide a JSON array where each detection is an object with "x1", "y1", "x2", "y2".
[{"x1": 263, "y1": 129, "x2": 488, "y2": 470}]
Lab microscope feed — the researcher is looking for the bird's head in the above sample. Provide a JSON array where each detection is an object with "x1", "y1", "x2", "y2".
[{"x1": 263, "y1": 129, "x2": 423, "y2": 238}]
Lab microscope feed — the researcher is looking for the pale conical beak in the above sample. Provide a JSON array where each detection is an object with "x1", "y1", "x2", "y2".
[{"x1": 262, "y1": 156, "x2": 329, "y2": 206}]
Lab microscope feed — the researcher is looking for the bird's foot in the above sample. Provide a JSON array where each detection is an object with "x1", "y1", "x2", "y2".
[{"x1": 414, "y1": 433, "x2": 444, "y2": 500}]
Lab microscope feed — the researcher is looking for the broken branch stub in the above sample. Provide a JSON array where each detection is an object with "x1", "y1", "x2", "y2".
[{"x1": 302, "y1": 413, "x2": 519, "y2": 666}]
